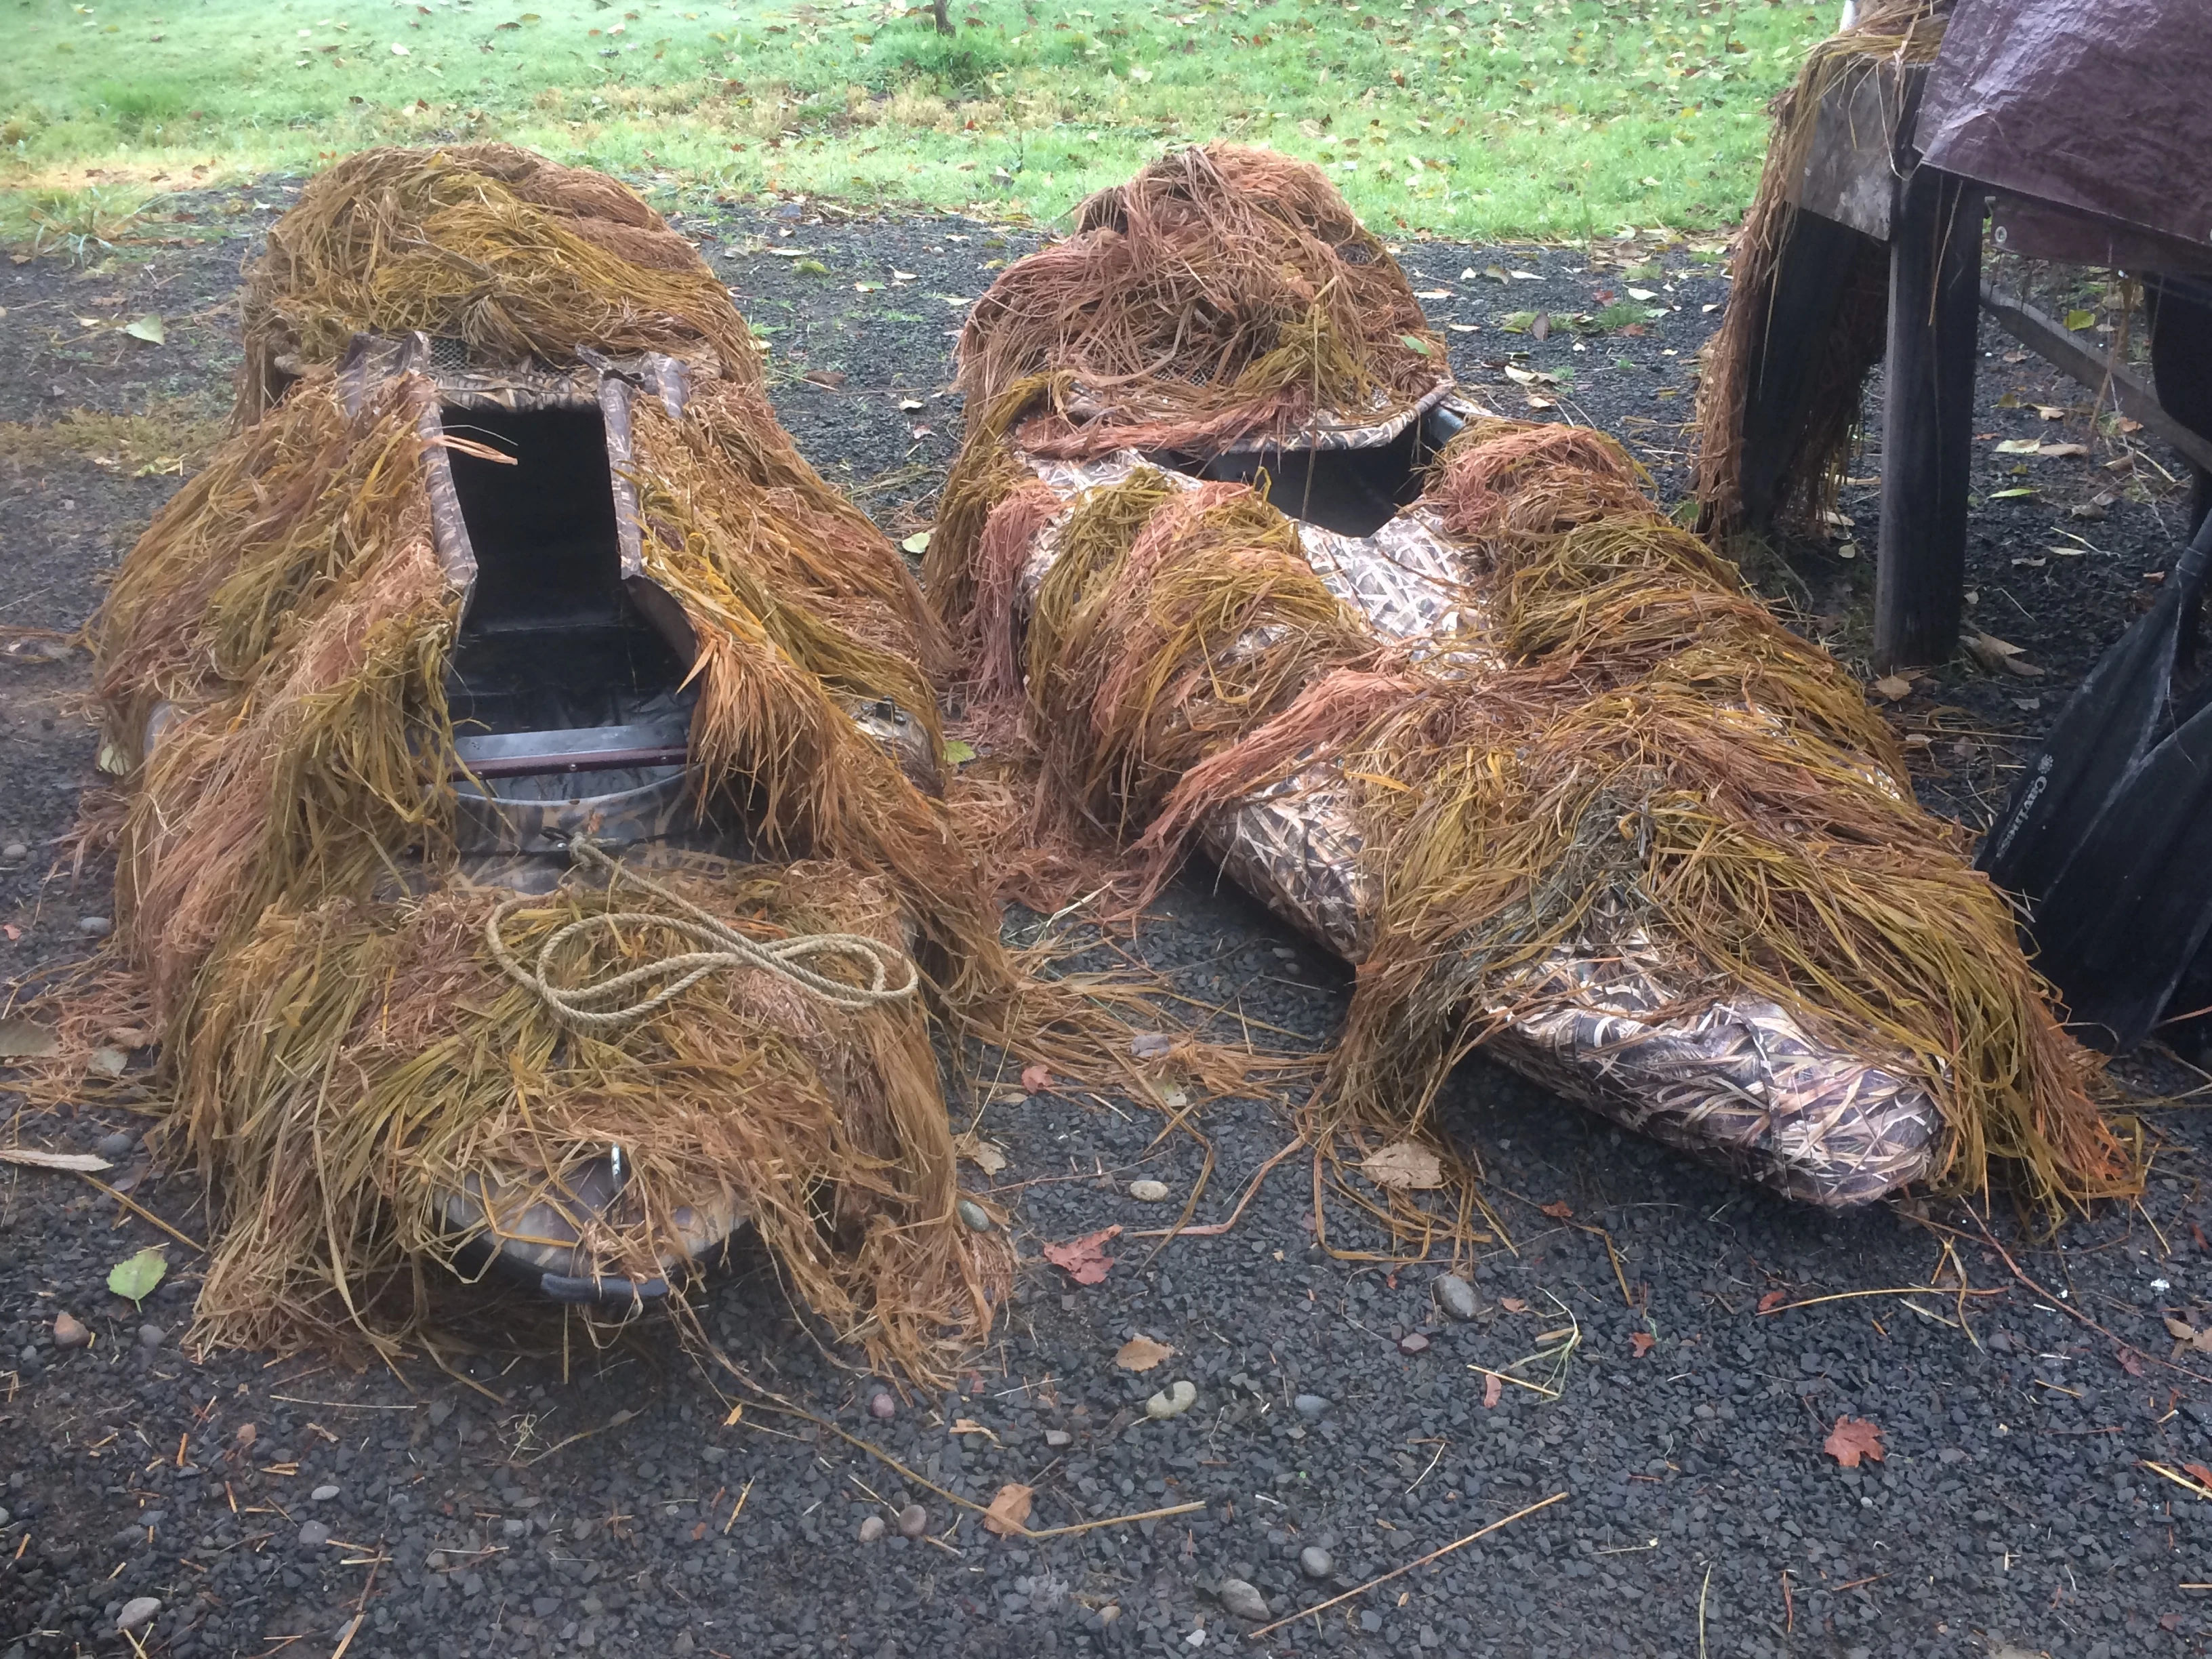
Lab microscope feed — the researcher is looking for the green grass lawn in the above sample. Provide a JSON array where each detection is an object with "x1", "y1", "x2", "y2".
[{"x1": 3, "y1": 0, "x2": 1835, "y2": 241}]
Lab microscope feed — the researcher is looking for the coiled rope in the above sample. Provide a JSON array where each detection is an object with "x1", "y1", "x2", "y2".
[{"x1": 486, "y1": 838, "x2": 920, "y2": 1033}]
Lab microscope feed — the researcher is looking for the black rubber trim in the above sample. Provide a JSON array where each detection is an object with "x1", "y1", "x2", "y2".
[{"x1": 539, "y1": 1272, "x2": 670, "y2": 1305}]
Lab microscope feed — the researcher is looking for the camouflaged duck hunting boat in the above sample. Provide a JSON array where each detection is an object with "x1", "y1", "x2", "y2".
[
  {"x1": 929, "y1": 144, "x2": 2135, "y2": 1218},
  {"x1": 91, "y1": 145, "x2": 1010, "y2": 1376}
]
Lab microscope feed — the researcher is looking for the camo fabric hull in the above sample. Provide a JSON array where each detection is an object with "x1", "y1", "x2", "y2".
[{"x1": 1004, "y1": 428, "x2": 1943, "y2": 1208}]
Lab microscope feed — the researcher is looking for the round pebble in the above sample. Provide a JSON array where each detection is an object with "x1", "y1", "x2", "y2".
[
  {"x1": 96, "y1": 1130, "x2": 135, "y2": 1160},
  {"x1": 867, "y1": 1391, "x2": 896, "y2": 1420},
  {"x1": 117, "y1": 1596, "x2": 161, "y2": 1633},
  {"x1": 1, "y1": 842, "x2": 26, "y2": 861},
  {"x1": 1128, "y1": 1179, "x2": 1170, "y2": 1202},
  {"x1": 1145, "y1": 1379, "x2": 1198, "y2": 1420},
  {"x1": 956, "y1": 1199, "x2": 993, "y2": 1233},
  {"x1": 1293, "y1": 1393, "x2": 1328, "y2": 1421},
  {"x1": 310, "y1": 1484, "x2": 340, "y2": 1502},
  {"x1": 136, "y1": 1324, "x2": 163, "y2": 1349},
  {"x1": 1434, "y1": 1273, "x2": 1479, "y2": 1322},
  {"x1": 1219, "y1": 1579, "x2": 1270, "y2": 1621},
  {"x1": 1299, "y1": 1545, "x2": 1334, "y2": 1580},
  {"x1": 78, "y1": 915, "x2": 112, "y2": 939},
  {"x1": 858, "y1": 1515, "x2": 886, "y2": 1543},
  {"x1": 1398, "y1": 1331, "x2": 1431, "y2": 1355},
  {"x1": 895, "y1": 1502, "x2": 928, "y2": 1539},
  {"x1": 52, "y1": 1311, "x2": 88, "y2": 1349},
  {"x1": 297, "y1": 1519, "x2": 331, "y2": 1548}
]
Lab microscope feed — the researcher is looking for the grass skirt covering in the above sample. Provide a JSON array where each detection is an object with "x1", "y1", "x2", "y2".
[
  {"x1": 1692, "y1": 1, "x2": 1951, "y2": 537},
  {"x1": 931, "y1": 146, "x2": 2137, "y2": 1218},
  {"x1": 89, "y1": 145, "x2": 1022, "y2": 1376}
]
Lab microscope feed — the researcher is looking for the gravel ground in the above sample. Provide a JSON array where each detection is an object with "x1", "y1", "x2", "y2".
[{"x1": 3, "y1": 186, "x2": 2211, "y2": 1659}]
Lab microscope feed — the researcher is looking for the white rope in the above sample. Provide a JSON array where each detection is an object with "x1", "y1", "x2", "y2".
[{"x1": 485, "y1": 838, "x2": 919, "y2": 1033}]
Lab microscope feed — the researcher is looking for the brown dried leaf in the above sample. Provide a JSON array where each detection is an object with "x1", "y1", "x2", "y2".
[
  {"x1": 982, "y1": 1483, "x2": 1034, "y2": 1538},
  {"x1": 1363, "y1": 1141, "x2": 1443, "y2": 1191},
  {"x1": 1481, "y1": 1371, "x2": 1503, "y2": 1408},
  {"x1": 2165, "y1": 1316, "x2": 2198, "y2": 1341},
  {"x1": 1965, "y1": 632, "x2": 2045, "y2": 677},
  {"x1": 1870, "y1": 675, "x2": 1912, "y2": 703},
  {"x1": 1020, "y1": 1061, "x2": 1052, "y2": 1094},
  {"x1": 1538, "y1": 1200, "x2": 1574, "y2": 1220},
  {"x1": 0, "y1": 1018, "x2": 59, "y2": 1059},
  {"x1": 954, "y1": 1132, "x2": 1007, "y2": 1176},
  {"x1": 1822, "y1": 1416, "x2": 1885, "y2": 1469},
  {"x1": 0, "y1": 1147, "x2": 110, "y2": 1172},
  {"x1": 1757, "y1": 1290, "x2": 1788, "y2": 1315},
  {"x1": 1629, "y1": 1332, "x2": 1656, "y2": 1357},
  {"x1": 1043, "y1": 1225, "x2": 1121, "y2": 1286},
  {"x1": 1115, "y1": 1334, "x2": 1175, "y2": 1373},
  {"x1": 1499, "y1": 1296, "x2": 1529, "y2": 1313}
]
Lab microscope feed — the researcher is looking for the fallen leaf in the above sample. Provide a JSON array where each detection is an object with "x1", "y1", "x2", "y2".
[
  {"x1": 2165, "y1": 1317, "x2": 2198, "y2": 1341},
  {"x1": 1399, "y1": 333, "x2": 1431, "y2": 356},
  {"x1": 0, "y1": 1147, "x2": 110, "y2": 1172},
  {"x1": 1870, "y1": 674, "x2": 1912, "y2": 702},
  {"x1": 2117, "y1": 1345, "x2": 2147, "y2": 1377},
  {"x1": 1538, "y1": 1200, "x2": 1574, "y2": 1220},
  {"x1": 982, "y1": 1483, "x2": 1034, "y2": 1538},
  {"x1": 1509, "y1": 269, "x2": 1542, "y2": 281},
  {"x1": 1993, "y1": 438, "x2": 2042, "y2": 455},
  {"x1": 0, "y1": 1018, "x2": 60, "y2": 1059},
  {"x1": 942, "y1": 738, "x2": 977, "y2": 764},
  {"x1": 1020, "y1": 1061, "x2": 1052, "y2": 1093},
  {"x1": 2035, "y1": 404, "x2": 2067, "y2": 420},
  {"x1": 2064, "y1": 308, "x2": 2095, "y2": 331},
  {"x1": 1447, "y1": 322, "x2": 1479, "y2": 333},
  {"x1": 1822, "y1": 1416, "x2": 1885, "y2": 1469},
  {"x1": 108, "y1": 1246, "x2": 167, "y2": 1307},
  {"x1": 1624, "y1": 286, "x2": 1657, "y2": 301},
  {"x1": 234, "y1": 1422, "x2": 257, "y2": 1448},
  {"x1": 949, "y1": 1418, "x2": 1000, "y2": 1443},
  {"x1": 1115, "y1": 1334, "x2": 1174, "y2": 1372},
  {"x1": 1757, "y1": 1290, "x2": 1788, "y2": 1315},
  {"x1": 1043, "y1": 1225, "x2": 1121, "y2": 1286},
  {"x1": 1988, "y1": 487, "x2": 2039, "y2": 500},
  {"x1": 801, "y1": 369, "x2": 847, "y2": 389},
  {"x1": 1629, "y1": 1332, "x2": 1656, "y2": 1357},
  {"x1": 953, "y1": 1132, "x2": 1006, "y2": 1175},
  {"x1": 1499, "y1": 1296, "x2": 1529, "y2": 1313},
  {"x1": 1363, "y1": 1141, "x2": 1443, "y2": 1191},
  {"x1": 2186, "y1": 1461, "x2": 2212, "y2": 1488},
  {"x1": 897, "y1": 397, "x2": 924, "y2": 411},
  {"x1": 1530, "y1": 312, "x2": 1550, "y2": 342},
  {"x1": 1965, "y1": 632, "x2": 2043, "y2": 677},
  {"x1": 1481, "y1": 1371, "x2": 1503, "y2": 1408},
  {"x1": 121, "y1": 315, "x2": 165, "y2": 345},
  {"x1": 2039, "y1": 443, "x2": 2089, "y2": 458},
  {"x1": 900, "y1": 531, "x2": 930, "y2": 554},
  {"x1": 1129, "y1": 1032, "x2": 1174, "y2": 1060}
]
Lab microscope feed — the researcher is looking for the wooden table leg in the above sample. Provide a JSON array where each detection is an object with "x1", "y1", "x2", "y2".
[
  {"x1": 1737, "y1": 209, "x2": 1881, "y2": 535},
  {"x1": 1875, "y1": 167, "x2": 1984, "y2": 673}
]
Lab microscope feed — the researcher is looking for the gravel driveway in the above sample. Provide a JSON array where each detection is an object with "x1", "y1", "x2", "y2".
[{"x1": 1, "y1": 184, "x2": 2208, "y2": 1659}]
